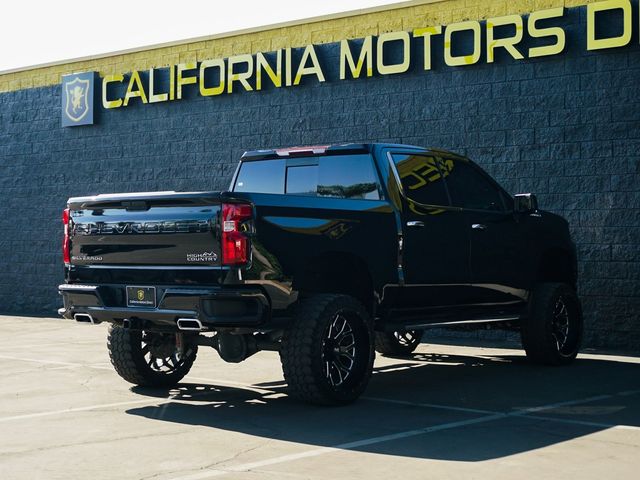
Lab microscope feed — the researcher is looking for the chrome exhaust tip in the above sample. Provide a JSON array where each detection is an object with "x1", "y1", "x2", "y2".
[
  {"x1": 176, "y1": 318, "x2": 204, "y2": 331},
  {"x1": 74, "y1": 313, "x2": 97, "y2": 324}
]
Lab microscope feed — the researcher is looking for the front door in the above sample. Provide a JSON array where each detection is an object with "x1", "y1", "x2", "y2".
[{"x1": 441, "y1": 156, "x2": 527, "y2": 306}]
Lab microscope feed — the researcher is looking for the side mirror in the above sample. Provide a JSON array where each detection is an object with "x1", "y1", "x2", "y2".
[{"x1": 514, "y1": 193, "x2": 538, "y2": 213}]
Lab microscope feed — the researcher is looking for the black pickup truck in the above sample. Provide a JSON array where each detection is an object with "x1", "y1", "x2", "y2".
[{"x1": 59, "y1": 143, "x2": 582, "y2": 405}]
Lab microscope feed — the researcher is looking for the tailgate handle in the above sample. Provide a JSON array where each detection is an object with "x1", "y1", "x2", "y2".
[{"x1": 123, "y1": 201, "x2": 150, "y2": 211}]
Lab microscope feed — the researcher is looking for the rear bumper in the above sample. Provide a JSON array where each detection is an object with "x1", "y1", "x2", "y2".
[{"x1": 58, "y1": 283, "x2": 270, "y2": 329}]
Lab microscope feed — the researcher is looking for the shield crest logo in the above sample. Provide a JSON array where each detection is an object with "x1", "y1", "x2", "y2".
[
  {"x1": 137, "y1": 289, "x2": 145, "y2": 301},
  {"x1": 64, "y1": 77, "x2": 90, "y2": 122}
]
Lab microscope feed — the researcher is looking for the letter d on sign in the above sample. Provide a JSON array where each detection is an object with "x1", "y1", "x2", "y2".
[{"x1": 587, "y1": 0, "x2": 632, "y2": 51}]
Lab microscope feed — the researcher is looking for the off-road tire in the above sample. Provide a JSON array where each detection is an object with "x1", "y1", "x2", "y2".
[
  {"x1": 107, "y1": 325, "x2": 197, "y2": 387},
  {"x1": 375, "y1": 330, "x2": 422, "y2": 356},
  {"x1": 280, "y1": 294, "x2": 375, "y2": 406},
  {"x1": 521, "y1": 282, "x2": 583, "y2": 366}
]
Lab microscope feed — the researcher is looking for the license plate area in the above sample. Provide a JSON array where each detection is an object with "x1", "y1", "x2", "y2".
[{"x1": 126, "y1": 286, "x2": 157, "y2": 308}]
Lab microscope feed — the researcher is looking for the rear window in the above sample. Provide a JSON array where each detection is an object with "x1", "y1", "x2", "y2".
[
  {"x1": 234, "y1": 154, "x2": 380, "y2": 200},
  {"x1": 234, "y1": 159, "x2": 285, "y2": 194},
  {"x1": 287, "y1": 165, "x2": 318, "y2": 195}
]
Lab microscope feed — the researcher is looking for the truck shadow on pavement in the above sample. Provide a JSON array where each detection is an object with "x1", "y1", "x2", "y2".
[{"x1": 126, "y1": 350, "x2": 640, "y2": 462}]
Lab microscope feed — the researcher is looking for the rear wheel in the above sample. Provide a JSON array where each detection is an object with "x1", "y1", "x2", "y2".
[
  {"x1": 280, "y1": 294, "x2": 375, "y2": 406},
  {"x1": 375, "y1": 330, "x2": 422, "y2": 356},
  {"x1": 107, "y1": 325, "x2": 197, "y2": 387},
  {"x1": 521, "y1": 282, "x2": 583, "y2": 365}
]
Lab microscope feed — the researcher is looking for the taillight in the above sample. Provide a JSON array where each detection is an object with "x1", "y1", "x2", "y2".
[
  {"x1": 221, "y1": 203, "x2": 253, "y2": 265},
  {"x1": 62, "y1": 208, "x2": 70, "y2": 265}
]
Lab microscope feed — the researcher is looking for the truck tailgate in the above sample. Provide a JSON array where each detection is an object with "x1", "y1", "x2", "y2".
[{"x1": 67, "y1": 191, "x2": 223, "y2": 267}]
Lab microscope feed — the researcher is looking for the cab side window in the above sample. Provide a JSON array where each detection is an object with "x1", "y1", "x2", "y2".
[
  {"x1": 444, "y1": 159, "x2": 505, "y2": 211},
  {"x1": 392, "y1": 154, "x2": 450, "y2": 207}
]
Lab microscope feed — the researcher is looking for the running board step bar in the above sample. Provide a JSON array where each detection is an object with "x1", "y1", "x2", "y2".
[{"x1": 397, "y1": 316, "x2": 521, "y2": 332}]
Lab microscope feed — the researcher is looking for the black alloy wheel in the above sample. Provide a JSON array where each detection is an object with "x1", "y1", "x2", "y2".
[
  {"x1": 280, "y1": 294, "x2": 375, "y2": 405},
  {"x1": 522, "y1": 282, "x2": 583, "y2": 365},
  {"x1": 140, "y1": 331, "x2": 194, "y2": 375},
  {"x1": 108, "y1": 326, "x2": 198, "y2": 387},
  {"x1": 322, "y1": 312, "x2": 358, "y2": 387},
  {"x1": 375, "y1": 329, "x2": 422, "y2": 356},
  {"x1": 551, "y1": 297, "x2": 571, "y2": 354}
]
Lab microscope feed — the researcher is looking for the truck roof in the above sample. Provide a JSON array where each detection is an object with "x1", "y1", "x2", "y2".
[{"x1": 241, "y1": 143, "x2": 465, "y2": 161}]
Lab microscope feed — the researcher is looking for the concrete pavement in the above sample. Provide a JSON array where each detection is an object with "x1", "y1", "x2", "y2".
[{"x1": 0, "y1": 315, "x2": 638, "y2": 480}]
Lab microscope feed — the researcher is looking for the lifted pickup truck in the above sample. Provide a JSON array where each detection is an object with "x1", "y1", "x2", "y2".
[{"x1": 59, "y1": 143, "x2": 583, "y2": 405}]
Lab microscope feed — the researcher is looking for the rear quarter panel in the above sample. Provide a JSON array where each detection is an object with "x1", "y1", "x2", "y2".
[{"x1": 232, "y1": 192, "x2": 398, "y2": 309}]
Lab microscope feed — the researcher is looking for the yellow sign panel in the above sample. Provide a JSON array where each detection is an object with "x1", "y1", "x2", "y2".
[
  {"x1": 587, "y1": 0, "x2": 632, "y2": 50},
  {"x1": 100, "y1": 0, "x2": 638, "y2": 110}
]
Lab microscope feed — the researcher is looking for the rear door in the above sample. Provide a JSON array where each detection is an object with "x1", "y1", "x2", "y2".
[{"x1": 388, "y1": 151, "x2": 472, "y2": 309}]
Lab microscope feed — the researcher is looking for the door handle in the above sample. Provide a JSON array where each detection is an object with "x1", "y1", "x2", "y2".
[
  {"x1": 472, "y1": 223, "x2": 488, "y2": 231},
  {"x1": 406, "y1": 221, "x2": 425, "y2": 228}
]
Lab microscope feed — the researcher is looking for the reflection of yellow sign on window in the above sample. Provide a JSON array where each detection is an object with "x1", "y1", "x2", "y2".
[
  {"x1": 395, "y1": 155, "x2": 457, "y2": 216},
  {"x1": 399, "y1": 156, "x2": 441, "y2": 191},
  {"x1": 397, "y1": 156, "x2": 453, "y2": 191}
]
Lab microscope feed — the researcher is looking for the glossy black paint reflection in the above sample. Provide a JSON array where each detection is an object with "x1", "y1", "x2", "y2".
[
  {"x1": 234, "y1": 192, "x2": 398, "y2": 311},
  {"x1": 61, "y1": 143, "x2": 578, "y2": 332}
]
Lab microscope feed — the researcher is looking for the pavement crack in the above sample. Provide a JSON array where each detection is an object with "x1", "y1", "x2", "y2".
[
  {"x1": 201, "y1": 442, "x2": 264, "y2": 469},
  {"x1": 0, "y1": 430, "x2": 189, "y2": 458},
  {"x1": 138, "y1": 443, "x2": 265, "y2": 480}
]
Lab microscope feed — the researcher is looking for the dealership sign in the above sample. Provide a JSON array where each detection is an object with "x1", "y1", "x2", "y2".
[
  {"x1": 62, "y1": 0, "x2": 637, "y2": 126},
  {"x1": 61, "y1": 72, "x2": 96, "y2": 126}
]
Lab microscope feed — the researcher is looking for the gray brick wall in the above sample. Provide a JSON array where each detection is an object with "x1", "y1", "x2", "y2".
[{"x1": 0, "y1": 7, "x2": 639, "y2": 349}]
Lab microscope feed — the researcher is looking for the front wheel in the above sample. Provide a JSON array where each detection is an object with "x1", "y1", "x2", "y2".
[
  {"x1": 375, "y1": 330, "x2": 422, "y2": 356},
  {"x1": 107, "y1": 326, "x2": 198, "y2": 387},
  {"x1": 521, "y1": 282, "x2": 583, "y2": 365},
  {"x1": 280, "y1": 294, "x2": 375, "y2": 406}
]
